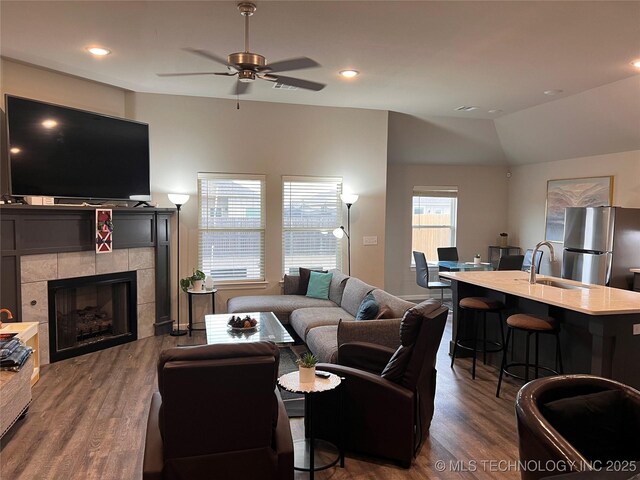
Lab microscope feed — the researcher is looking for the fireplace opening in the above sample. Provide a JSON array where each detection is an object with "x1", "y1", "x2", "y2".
[{"x1": 48, "y1": 271, "x2": 137, "y2": 362}]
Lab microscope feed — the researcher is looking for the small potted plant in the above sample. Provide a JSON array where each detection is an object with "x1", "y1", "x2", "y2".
[
  {"x1": 296, "y1": 352, "x2": 318, "y2": 383},
  {"x1": 474, "y1": 253, "x2": 481, "y2": 265},
  {"x1": 180, "y1": 269, "x2": 206, "y2": 292}
]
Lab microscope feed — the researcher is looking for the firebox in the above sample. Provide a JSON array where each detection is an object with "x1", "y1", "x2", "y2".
[{"x1": 48, "y1": 271, "x2": 137, "y2": 362}]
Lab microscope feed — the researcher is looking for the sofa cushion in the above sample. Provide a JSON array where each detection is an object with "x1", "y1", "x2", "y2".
[
  {"x1": 297, "y1": 268, "x2": 327, "y2": 295},
  {"x1": 227, "y1": 295, "x2": 336, "y2": 324},
  {"x1": 341, "y1": 277, "x2": 375, "y2": 317},
  {"x1": 305, "y1": 325, "x2": 339, "y2": 363},
  {"x1": 290, "y1": 307, "x2": 354, "y2": 341},
  {"x1": 306, "y1": 271, "x2": 333, "y2": 299},
  {"x1": 327, "y1": 269, "x2": 349, "y2": 305},
  {"x1": 356, "y1": 292, "x2": 379, "y2": 320},
  {"x1": 370, "y1": 289, "x2": 414, "y2": 318}
]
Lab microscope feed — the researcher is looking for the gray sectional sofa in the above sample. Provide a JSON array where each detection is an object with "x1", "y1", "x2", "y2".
[{"x1": 227, "y1": 269, "x2": 414, "y2": 362}]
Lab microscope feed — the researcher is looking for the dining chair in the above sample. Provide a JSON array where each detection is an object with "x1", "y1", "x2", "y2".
[
  {"x1": 497, "y1": 254, "x2": 525, "y2": 271},
  {"x1": 437, "y1": 247, "x2": 459, "y2": 262},
  {"x1": 522, "y1": 249, "x2": 544, "y2": 274},
  {"x1": 413, "y1": 251, "x2": 450, "y2": 302}
]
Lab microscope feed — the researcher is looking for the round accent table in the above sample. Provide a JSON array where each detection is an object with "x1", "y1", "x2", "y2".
[
  {"x1": 186, "y1": 289, "x2": 217, "y2": 336},
  {"x1": 278, "y1": 371, "x2": 344, "y2": 479}
]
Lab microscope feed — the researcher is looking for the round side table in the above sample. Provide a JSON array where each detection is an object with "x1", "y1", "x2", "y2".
[
  {"x1": 186, "y1": 289, "x2": 217, "y2": 336},
  {"x1": 278, "y1": 371, "x2": 344, "y2": 479}
]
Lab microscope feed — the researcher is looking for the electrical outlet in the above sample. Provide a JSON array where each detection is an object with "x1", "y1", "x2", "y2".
[
  {"x1": 362, "y1": 236, "x2": 378, "y2": 246},
  {"x1": 633, "y1": 324, "x2": 640, "y2": 335}
]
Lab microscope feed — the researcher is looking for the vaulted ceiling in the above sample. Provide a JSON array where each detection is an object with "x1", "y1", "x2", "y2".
[{"x1": 2, "y1": 1, "x2": 639, "y2": 165}]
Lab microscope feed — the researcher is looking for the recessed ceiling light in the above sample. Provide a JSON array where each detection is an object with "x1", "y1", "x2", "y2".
[
  {"x1": 339, "y1": 70, "x2": 359, "y2": 78},
  {"x1": 86, "y1": 46, "x2": 111, "y2": 56},
  {"x1": 488, "y1": 109, "x2": 503, "y2": 114},
  {"x1": 631, "y1": 60, "x2": 640, "y2": 68},
  {"x1": 42, "y1": 119, "x2": 58, "y2": 129},
  {"x1": 544, "y1": 89, "x2": 563, "y2": 96},
  {"x1": 10, "y1": 147, "x2": 21, "y2": 154}
]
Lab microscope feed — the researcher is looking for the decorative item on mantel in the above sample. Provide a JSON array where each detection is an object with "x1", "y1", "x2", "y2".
[
  {"x1": 95, "y1": 209, "x2": 113, "y2": 253},
  {"x1": 499, "y1": 232, "x2": 509, "y2": 247},
  {"x1": 474, "y1": 254, "x2": 481, "y2": 265},
  {"x1": 296, "y1": 352, "x2": 318, "y2": 383}
]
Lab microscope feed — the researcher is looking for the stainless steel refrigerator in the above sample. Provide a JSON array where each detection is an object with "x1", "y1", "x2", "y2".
[{"x1": 562, "y1": 206, "x2": 640, "y2": 289}]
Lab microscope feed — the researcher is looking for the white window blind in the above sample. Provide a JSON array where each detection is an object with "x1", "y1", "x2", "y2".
[
  {"x1": 282, "y1": 176, "x2": 342, "y2": 276},
  {"x1": 198, "y1": 173, "x2": 265, "y2": 282},
  {"x1": 411, "y1": 186, "x2": 458, "y2": 265}
]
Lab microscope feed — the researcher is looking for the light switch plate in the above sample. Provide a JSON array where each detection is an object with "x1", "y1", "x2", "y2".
[
  {"x1": 363, "y1": 236, "x2": 378, "y2": 246},
  {"x1": 633, "y1": 324, "x2": 640, "y2": 335}
]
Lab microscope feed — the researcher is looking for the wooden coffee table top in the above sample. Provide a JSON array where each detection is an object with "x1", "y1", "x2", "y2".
[{"x1": 205, "y1": 312, "x2": 294, "y2": 346}]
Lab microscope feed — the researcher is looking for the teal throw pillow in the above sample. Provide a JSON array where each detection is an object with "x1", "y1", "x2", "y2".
[
  {"x1": 306, "y1": 271, "x2": 333, "y2": 299},
  {"x1": 356, "y1": 292, "x2": 379, "y2": 320}
]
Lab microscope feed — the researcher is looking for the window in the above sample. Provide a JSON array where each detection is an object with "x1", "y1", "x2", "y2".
[
  {"x1": 411, "y1": 186, "x2": 458, "y2": 265},
  {"x1": 282, "y1": 176, "x2": 342, "y2": 276},
  {"x1": 198, "y1": 173, "x2": 265, "y2": 282}
]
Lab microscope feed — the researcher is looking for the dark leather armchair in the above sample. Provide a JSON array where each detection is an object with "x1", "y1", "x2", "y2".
[
  {"x1": 516, "y1": 375, "x2": 640, "y2": 480},
  {"x1": 311, "y1": 299, "x2": 448, "y2": 468},
  {"x1": 143, "y1": 341, "x2": 294, "y2": 480}
]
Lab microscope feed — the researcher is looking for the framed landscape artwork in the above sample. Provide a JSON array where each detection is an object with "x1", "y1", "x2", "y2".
[{"x1": 545, "y1": 176, "x2": 613, "y2": 242}]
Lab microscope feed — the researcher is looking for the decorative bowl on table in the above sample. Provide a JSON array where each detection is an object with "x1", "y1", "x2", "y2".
[{"x1": 227, "y1": 315, "x2": 258, "y2": 331}]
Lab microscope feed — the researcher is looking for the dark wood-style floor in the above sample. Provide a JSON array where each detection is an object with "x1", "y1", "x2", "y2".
[{"x1": 0, "y1": 318, "x2": 523, "y2": 479}]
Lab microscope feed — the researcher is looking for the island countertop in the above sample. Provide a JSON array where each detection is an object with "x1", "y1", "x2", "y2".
[{"x1": 439, "y1": 270, "x2": 640, "y2": 316}]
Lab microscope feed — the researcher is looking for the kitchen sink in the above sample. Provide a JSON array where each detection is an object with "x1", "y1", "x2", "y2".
[{"x1": 534, "y1": 279, "x2": 593, "y2": 290}]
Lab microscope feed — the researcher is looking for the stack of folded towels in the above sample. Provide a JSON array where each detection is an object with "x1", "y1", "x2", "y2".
[{"x1": 0, "y1": 336, "x2": 33, "y2": 372}]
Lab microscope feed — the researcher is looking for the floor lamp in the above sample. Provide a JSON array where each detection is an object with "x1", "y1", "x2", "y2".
[
  {"x1": 333, "y1": 193, "x2": 358, "y2": 275},
  {"x1": 168, "y1": 193, "x2": 190, "y2": 336}
]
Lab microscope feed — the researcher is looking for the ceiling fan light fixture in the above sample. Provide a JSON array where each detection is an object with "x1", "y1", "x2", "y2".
[
  {"x1": 631, "y1": 59, "x2": 640, "y2": 68},
  {"x1": 339, "y1": 70, "x2": 359, "y2": 78}
]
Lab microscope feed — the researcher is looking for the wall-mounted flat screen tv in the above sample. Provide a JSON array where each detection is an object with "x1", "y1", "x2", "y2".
[{"x1": 6, "y1": 95, "x2": 151, "y2": 201}]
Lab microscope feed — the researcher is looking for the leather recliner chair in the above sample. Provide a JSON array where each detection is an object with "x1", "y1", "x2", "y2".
[
  {"x1": 310, "y1": 299, "x2": 448, "y2": 468},
  {"x1": 515, "y1": 374, "x2": 640, "y2": 480},
  {"x1": 143, "y1": 341, "x2": 294, "y2": 480}
]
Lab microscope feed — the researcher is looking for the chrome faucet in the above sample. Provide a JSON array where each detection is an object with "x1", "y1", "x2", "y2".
[{"x1": 529, "y1": 241, "x2": 555, "y2": 284}]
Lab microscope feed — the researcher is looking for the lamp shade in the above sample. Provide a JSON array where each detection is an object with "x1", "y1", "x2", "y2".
[
  {"x1": 340, "y1": 193, "x2": 359, "y2": 205},
  {"x1": 168, "y1": 193, "x2": 190, "y2": 206},
  {"x1": 333, "y1": 227, "x2": 345, "y2": 239}
]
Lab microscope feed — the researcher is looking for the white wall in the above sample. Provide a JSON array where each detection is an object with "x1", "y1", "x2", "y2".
[
  {"x1": 126, "y1": 92, "x2": 389, "y2": 314},
  {"x1": 384, "y1": 164, "x2": 509, "y2": 297},
  {"x1": 507, "y1": 150, "x2": 640, "y2": 276}
]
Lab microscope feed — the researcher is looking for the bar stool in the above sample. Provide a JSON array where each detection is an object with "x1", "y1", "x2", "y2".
[
  {"x1": 495, "y1": 313, "x2": 563, "y2": 397},
  {"x1": 451, "y1": 297, "x2": 505, "y2": 379}
]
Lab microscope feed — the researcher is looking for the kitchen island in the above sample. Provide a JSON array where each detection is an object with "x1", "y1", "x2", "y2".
[{"x1": 440, "y1": 270, "x2": 640, "y2": 389}]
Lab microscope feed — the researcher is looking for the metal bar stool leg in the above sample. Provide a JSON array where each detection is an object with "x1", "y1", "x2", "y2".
[
  {"x1": 482, "y1": 312, "x2": 488, "y2": 365},
  {"x1": 472, "y1": 311, "x2": 479, "y2": 380},
  {"x1": 535, "y1": 332, "x2": 540, "y2": 379},
  {"x1": 451, "y1": 308, "x2": 462, "y2": 369},
  {"x1": 524, "y1": 332, "x2": 531, "y2": 383},
  {"x1": 496, "y1": 327, "x2": 512, "y2": 398},
  {"x1": 556, "y1": 331, "x2": 564, "y2": 374}
]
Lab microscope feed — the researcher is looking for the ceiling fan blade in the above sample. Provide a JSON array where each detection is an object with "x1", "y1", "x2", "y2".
[
  {"x1": 231, "y1": 81, "x2": 251, "y2": 96},
  {"x1": 260, "y1": 57, "x2": 320, "y2": 73},
  {"x1": 183, "y1": 48, "x2": 233, "y2": 68},
  {"x1": 156, "y1": 72, "x2": 234, "y2": 77},
  {"x1": 267, "y1": 75, "x2": 326, "y2": 92}
]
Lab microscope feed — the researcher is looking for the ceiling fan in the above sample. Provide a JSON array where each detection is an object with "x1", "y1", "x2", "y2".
[{"x1": 158, "y1": 2, "x2": 326, "y2": 96}]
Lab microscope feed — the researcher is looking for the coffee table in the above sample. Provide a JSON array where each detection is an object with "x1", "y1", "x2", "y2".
[{"x1": 205, "y1": 311, "x2": 294, "y2": 346}]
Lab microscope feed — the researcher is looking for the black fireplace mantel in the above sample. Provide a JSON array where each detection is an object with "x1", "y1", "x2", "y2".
[{"x1": 0, "y1": 204, "x2": 174, "y2": 332}]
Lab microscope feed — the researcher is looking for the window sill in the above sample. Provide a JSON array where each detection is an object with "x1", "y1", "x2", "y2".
[{"x1": 212, "y1": 281, "x2": 269, "y2": 291}]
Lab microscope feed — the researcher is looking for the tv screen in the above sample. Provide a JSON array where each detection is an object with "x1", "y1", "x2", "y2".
[{"x1": 6, "y1": 95, "x2": 151, "y2": 201}]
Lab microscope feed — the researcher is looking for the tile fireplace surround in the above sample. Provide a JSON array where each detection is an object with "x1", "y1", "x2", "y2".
[{"x1": 20, "y1": 248, "x2": 156, "y2": 365}]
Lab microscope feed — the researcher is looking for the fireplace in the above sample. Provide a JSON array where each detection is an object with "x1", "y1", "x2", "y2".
[{"x1": 48, "y1": 271, "x2": 137, "y2": 362}]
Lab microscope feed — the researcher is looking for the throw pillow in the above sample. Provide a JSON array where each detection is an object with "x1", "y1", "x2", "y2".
[
  {"x1": 297, "y1": 267, "x2": 327, "y2": 295},
  {"x1": 356, "y1": 292, "x2": 380, "y2": 320},
  {"x1": 306, "y1": 271, "x2": 333, "y2": 299}
]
